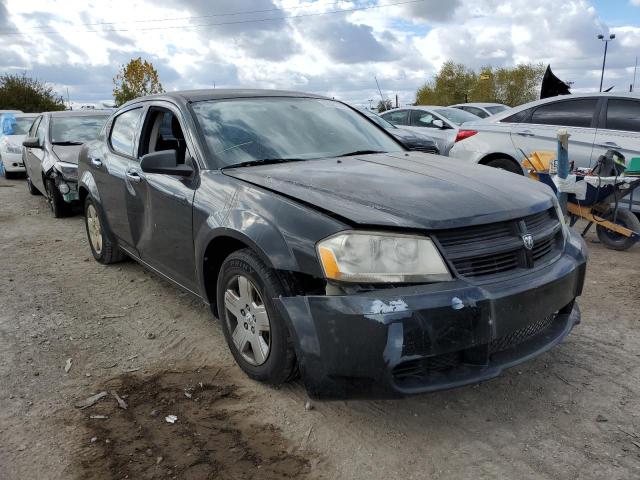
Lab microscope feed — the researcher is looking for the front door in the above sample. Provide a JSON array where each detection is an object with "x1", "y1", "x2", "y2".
[
  {"x1": 24, "y1": 115, "x2": 47, "y2": 193},
  {"x1": 125, "y1": 103, "x2": 199, "y2": 291},
  {"x1": 407, "y1": 109, "x2": 454, "y2": 154}
]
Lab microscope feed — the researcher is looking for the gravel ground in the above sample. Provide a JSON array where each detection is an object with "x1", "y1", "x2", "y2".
[{"x1": 1, "y1": 174, "x2": 639, "y2": 480}]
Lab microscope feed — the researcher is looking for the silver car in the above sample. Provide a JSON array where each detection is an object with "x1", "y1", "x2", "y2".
[
  {"x1": 380, "y1": 106, "x2": 478, "y2": 155},
  {"x1": 449, "y1": 92, "x2": 640, "y2": 211},
  {"x1": 449, "y1": 102, "x2": 511, "y2": 118}
]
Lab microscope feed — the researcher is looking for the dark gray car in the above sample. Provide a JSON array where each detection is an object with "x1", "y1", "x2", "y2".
[
  {"x1": 23, "y1": 110, "x2": 110, "y2": 217},
  {"x1": 78, "y1": 90, "x2": 587, "y2": 399}
]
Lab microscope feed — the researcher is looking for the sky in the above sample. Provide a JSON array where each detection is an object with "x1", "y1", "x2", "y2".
[{"x1": 1, "y1": 0, "x2": 639, "y2": 108}]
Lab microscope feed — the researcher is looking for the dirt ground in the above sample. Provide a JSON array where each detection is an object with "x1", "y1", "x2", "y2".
[{"x1": 1, "y1": 174, "x2": 639, "y2": 480}]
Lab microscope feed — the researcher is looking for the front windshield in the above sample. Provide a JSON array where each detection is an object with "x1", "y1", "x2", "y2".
[
  {"x1": 433, "y1": 108, "x2": 479, "y2": 125},
  {"x1": 13, "y1": 117, "x2": 36, "y2": 135},
  {"x1": 486, "y1": 105, "x2": 509, "y2": 114},
  {"x1": 50, "y1": 115, "x2": 108, "y2": 144},
  {"x1": 192, "y1": 97, "x2": 402, "y2": 167}
]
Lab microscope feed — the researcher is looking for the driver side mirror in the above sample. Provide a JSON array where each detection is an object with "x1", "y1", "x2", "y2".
[
  {"x1": 23, "y1": 136, "x2": 42, "y2": 149},
  {"x1": 433, "y1": 119, "x2": 448, "y2": 129},
  {"x1": 140, "y1": 150, "x2": 193, "y2": 176}
]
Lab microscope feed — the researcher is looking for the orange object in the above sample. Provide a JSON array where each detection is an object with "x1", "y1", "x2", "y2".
[{"x1": 522, "y1": 151, "x2": 556, "y2": 180}]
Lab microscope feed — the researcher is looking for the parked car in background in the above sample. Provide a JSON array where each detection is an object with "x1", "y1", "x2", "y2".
[
  {"x1": 360, "y1": 109, "x2": 439, "y2": 153},
  {"x1": 380, "y1": 106, "x2": 479, "y2": 155},
  {"x1": 78, "y1": 89, "x2": 586, "y2": 399},
  {"x1": 0, "y1": 112, "x2": 37, "y2": 178},
  {"x1": 23, "y1": 110, "x2": 110, "y2": 217},
  {"x1": 449, "y1": 103, "x2": 511, "y2": 118}
]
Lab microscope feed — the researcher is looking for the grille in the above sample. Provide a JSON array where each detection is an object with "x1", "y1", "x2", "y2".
[
  {"x1": 392, "y1": 352, "x2": 461, "y2": 386},
  {"x1": 435, "y1": 208, "x2": 562, "y2": 279},
  {"x1": 489, "y1": 314, "x2": 556, "y2": 354}
]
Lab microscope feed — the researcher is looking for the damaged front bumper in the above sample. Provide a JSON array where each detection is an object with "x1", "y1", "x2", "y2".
[{"x1": 277, "y1": 229, "x2": 587, "y2": 399}]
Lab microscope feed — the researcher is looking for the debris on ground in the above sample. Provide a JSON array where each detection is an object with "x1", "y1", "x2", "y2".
[
  {"x1": 89, "y1": 415, "x2": 108, "y2": 420},
  {"x1": 110, "y1": 391, "x2": 128, "y2": 410},
  {"x1": 64, "y1": 358, "x2": 72, "y2": 373},
  {"x1": 146, "y1": 332, "x2": 156, "y2": 340},
  {"x1": 596, "y1": 414, "x2": 608, "y2": 423},
  {"x1": 100, "y1": 314, "x2": 125, "y2": 319},
  {"x1": 75, "y1": 391, "x2": 108, "y2": 409},
  {"x1": 305, "y1": 400, "x2": 314, "y2": 411},
  {"x1": 165, "y1": 415, "x2": 178, "y2": 424}
]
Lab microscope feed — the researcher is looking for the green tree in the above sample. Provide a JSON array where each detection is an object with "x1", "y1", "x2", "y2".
[
  {"x1": 113, "y1": 57, "x2": 164, "y2": 106},
  {"x1": 377, "y1": 98, "x2": 393, "y2": 112},
  {"x1": 0, "y1": 73, "x2": 66, "y2": 112},
  {"x1": 415, "y1": 62, "x2": 545, "y2": 107}
]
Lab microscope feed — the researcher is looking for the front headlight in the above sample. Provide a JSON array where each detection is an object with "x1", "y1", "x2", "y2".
[
  {"x1": 0, "y1": 138, "x2": 21, "y2": 154},
  {"x1": 54, "y1": 161, "x2": 78, "y2": 180},
  {"x1": 317, "y1": 231, "x2": 452, "y2": 283}
]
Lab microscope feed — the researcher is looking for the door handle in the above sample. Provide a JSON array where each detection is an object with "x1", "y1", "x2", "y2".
[
  {"x1": 125, "y1": 170, "x2": 143, "y2": 183},
  {"x1": 516, "y1": 130, "x2": 534, "y2": 137},
  {"x1": 90, "y1": 158, "x2": 103, "y2": 168},
  {"x1": 598, "y1": 141, "x2": 622, "y2": 149}
]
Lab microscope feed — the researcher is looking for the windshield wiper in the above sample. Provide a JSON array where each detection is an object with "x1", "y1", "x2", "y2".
[
  {"x1": 337, "y1": 150, "x2": 386, "y2": 157},
  {"x1": 223, "y1": 158, "x2": 307, "y2": 168},
  {"x1": 52, "y1": 141, "x2": 84, "y2": 146}
]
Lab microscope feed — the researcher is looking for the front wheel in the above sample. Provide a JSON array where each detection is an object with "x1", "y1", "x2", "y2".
[
  {"x1": 46, "y1": 178, "x2": 71, "y2": 218},
  {"x1": 485, "y1": 157, "x2": 523, "y2": 175},
  {"x1": 596, "y1": 209, "x2": 640, "y2": 251},
  {"x1": 84, "y1": 197, "x2": 126, "y2": 264},
  {"x1": 27, "y1": 177, "x2": 41, "y2": 195},
  {"x1": 217, "y1": 249, "x2": 298, "y2": 385}
]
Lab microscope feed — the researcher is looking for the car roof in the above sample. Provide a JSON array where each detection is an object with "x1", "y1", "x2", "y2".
[
  {"x1": 382, "y1": 106, "x2": 458, "y2": 111},
  {"x1": 128, "y1": 89, "x2": 330, "y2": 105},
  {"x1": 450, "y1": 102, "x2": 508, "y2": 108},
  {"x1": 45, "y1": 110, "x2": 111, "y2": 117}
]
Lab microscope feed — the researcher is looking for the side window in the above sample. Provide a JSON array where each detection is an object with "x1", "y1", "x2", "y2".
[
  {"x1": 29, "y1": 116, "x2": 42, "y2": 137},
  {"x1": 411, "y1": 110, "x2": 438, "y2": 128},
  {"x1": 466, "y1": 106, "x2": 488, "y2": 118},
  {"x1": 605, "y1": 99, "x2": 640, "y2": 132},
  {"x1": 140, "y1": 108, "x2": 188, "y2": 164},
  {"x1": 501, "y1": 108, "x2": 531, "y2": 123},
  {"x1": 382, "y1": 110, "x2": 409, "y2": 126},
  {"x1": 530, "y1": 99, "x2": 598, "y2": 128},
  {"x1": 110, "y1": 108, "x2": 143, "y2": 157},
  {"x1": 36, "y1": 117, "x2": 47, "y2": 143}
]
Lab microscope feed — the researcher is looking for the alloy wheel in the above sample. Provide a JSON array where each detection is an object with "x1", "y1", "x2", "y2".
[
  {"x1": 86, "y1": 204, "x2": 103, "y2": 255},
  {"x1": 224, "y1": 275, "x2": 271, "y2": 366}
]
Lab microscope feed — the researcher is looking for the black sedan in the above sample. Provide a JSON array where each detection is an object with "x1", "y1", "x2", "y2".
[
  {"x1": 78, "y1": 90, "x2": 587, "y2": 399},
  {"x1": 360, "y1": 108, "x2": 439, "y2": 153},
  {"x1": 23, "y1": 110, "x2": 110, "y2": 217}
]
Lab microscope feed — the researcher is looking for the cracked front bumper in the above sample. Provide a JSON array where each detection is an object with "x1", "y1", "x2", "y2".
[{"x1": 277, "y1": 229, "x2": 587, "y2": 399}]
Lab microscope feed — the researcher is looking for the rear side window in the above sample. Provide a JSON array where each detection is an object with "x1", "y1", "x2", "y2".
[
  {"x1": 110, "y1": 108, "x2": 143, "y2": 157},
  {"x1": 501, "y1": 108, "x2": 531, "y2": 123},
  {"x1": 382, "y1": 110, "x2": 409, "y2": 126},
  {"x1": 605, "y1": 98, "x2": 640, "y2": 132},
  {"x1": 530, "y1": 99, "x2": 598, "y2": 128},
  {"x1": 464, "y1": 106, "x2": 488, "y2": 118},
  {"x1": 36, "y1": 117, "x2": 47, "y2": 143}
]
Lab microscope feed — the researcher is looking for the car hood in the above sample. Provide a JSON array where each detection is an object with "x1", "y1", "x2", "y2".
[
  {"x1": 3, "y1": 134, "x2": 27, "y2": 144},
  {"x1": 52, "y1": 144, "x2": 83, "y2": 165},
  {"x1": 223, "y1": 152, "x2": 555, "y2": 230}
]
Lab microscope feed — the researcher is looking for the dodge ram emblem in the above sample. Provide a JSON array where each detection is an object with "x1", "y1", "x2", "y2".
[{"x1": 522, "y1": 234, "x2": 534, "y2": 250}]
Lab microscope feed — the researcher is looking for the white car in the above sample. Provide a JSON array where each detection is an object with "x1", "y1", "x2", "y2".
[
  {"x1": 380, "y1": 106, "x2": 479, "y2": 155},
  {"x1": 0, "y1": 113, "x2": 37, "y2": 178},
  {"x1": 449, "y1": 102, "x2": 511, "y2": 119}
]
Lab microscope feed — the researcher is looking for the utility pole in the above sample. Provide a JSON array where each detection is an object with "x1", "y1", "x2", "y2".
[
  {"x1": 66, "y1": 88, "x2": 71, "y2": 110},
  {"x1": 633, "y1": 56, "x2": 638, "y2": 92},
  {"x1": 374, "y1": 76, "x2": 384, "y2": 101},
  {"x1": 598, "y1": 33, "x2": 615, "y2": 92}
]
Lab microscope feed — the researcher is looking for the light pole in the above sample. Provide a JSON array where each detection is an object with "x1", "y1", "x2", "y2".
[{"x1": 597, "y1": 33, "x2": 615, "y2": 92}]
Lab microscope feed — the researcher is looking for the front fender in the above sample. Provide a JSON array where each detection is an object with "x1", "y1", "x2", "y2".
[{"x1": 79, "y1": 169, "x2": 101, "y2": 204}]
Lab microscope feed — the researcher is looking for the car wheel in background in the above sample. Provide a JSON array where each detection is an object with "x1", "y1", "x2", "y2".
[
  {"x1": 596, "y1": 209, "x2": 640, "y2": 251},
  {"x1": 45, "y1": 178, "x2": 71, "y2": 218},
  {"x1": 84, "y1": 197, "x2": 126, "y2": 264},
  {"x1": 217, "y1": 249, "x2": 298, "y2": 385},
  {"x1": 485, "y1": 157, "x2": 523, "y2": 175},
  {"x1": 27, "y1": 177, "x2": 41, "y2": 195}
]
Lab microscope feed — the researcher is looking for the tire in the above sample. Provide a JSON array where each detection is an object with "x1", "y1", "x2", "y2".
[
  {"x1": 4, "y1": 169, "x2": 13, "y2": 179},
  {"x1": 27, "y1": 177, "x2": 41, "y2": 195},
  {"x1": 485, "y1": 157, "x2": 523, "y2": 175},
  {"x1": 45, "y1": 178, "x2": 71, "y2": 218},
  {"x1": 217, "y1": 249, "x2": 298, "y2": 385},
  {"x1": 84, "y1": 196, "x2": 127, "y2": 264},
  {"x1": 596, "y1": 209, "x2": 640, "y2": 251}
]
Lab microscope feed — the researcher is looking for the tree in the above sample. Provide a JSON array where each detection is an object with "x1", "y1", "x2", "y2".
[
  {"x1": 415, "y1": 62, "x2": 546, "y2": 107},
  {"x1": 0, "y1": 73, "x2": 66, "y2": 112},
  {"x1": 113, "y1": 57, "x2": 164, "y2": 106},
  {"x1": 377, "y1": 99, "x2": 393, "y2": 112}
]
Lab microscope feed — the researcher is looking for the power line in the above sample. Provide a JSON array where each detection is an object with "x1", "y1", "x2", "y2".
[
  {"x1": 0, "y1": 0, "x2": 355, "y2": 32},
  {"x1": 0, "y1": 0, "x2": 424, "y2": 36}
]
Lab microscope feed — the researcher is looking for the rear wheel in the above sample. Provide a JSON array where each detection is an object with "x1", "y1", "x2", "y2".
[
  {"x1": 596, "y1": 209, "x2": 640, "y2": 251},
  {"x1": 485, "y1": 157, "x2": 523, "y2": 175},
  {"x1": 3, "y1": 169, "x2": 13, "y2": 179},
  {"x1": 84, "y1": 197, "x2": 126, "y2": 264},
  {"x1": 217, "y1": 249, "x2": 297, "y2": 385},
  {"x1": 45, "y1": 178, "x2": 71, "y2": 218}
]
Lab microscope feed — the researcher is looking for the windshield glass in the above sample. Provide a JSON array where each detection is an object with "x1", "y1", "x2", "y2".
[
  {"x1": 13, "y1": 117, "x2": 36, "y2": 135},
  {"x1": 50, "y1": 115, "x2": 108, "y2": 143},
  {"x1": 192, "y1": 98, "x2": 401, "y2": 167},
  {"x1": 486, "y1": 105, "x2": 509, "y2": 114},
  {"x1": 433, "y1": 108, "x2": 479, "y2": 125}
]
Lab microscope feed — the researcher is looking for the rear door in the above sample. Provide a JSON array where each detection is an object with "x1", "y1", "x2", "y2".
[
  {"x1": 510, "y1": 97, "x2": 600, "y2": 169},
  {"x1": 380, "y1": 109, "x2": 409, "y2": 126},
  {"x1": 407, "y1": 109, "x2": 455, "y2": 154},
  {"x1": 125, "y1": 102, "x2": 199, "y2": 291},
  {"x1": 95, "y1": 106, "x2": 145, "y2": 252}
]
